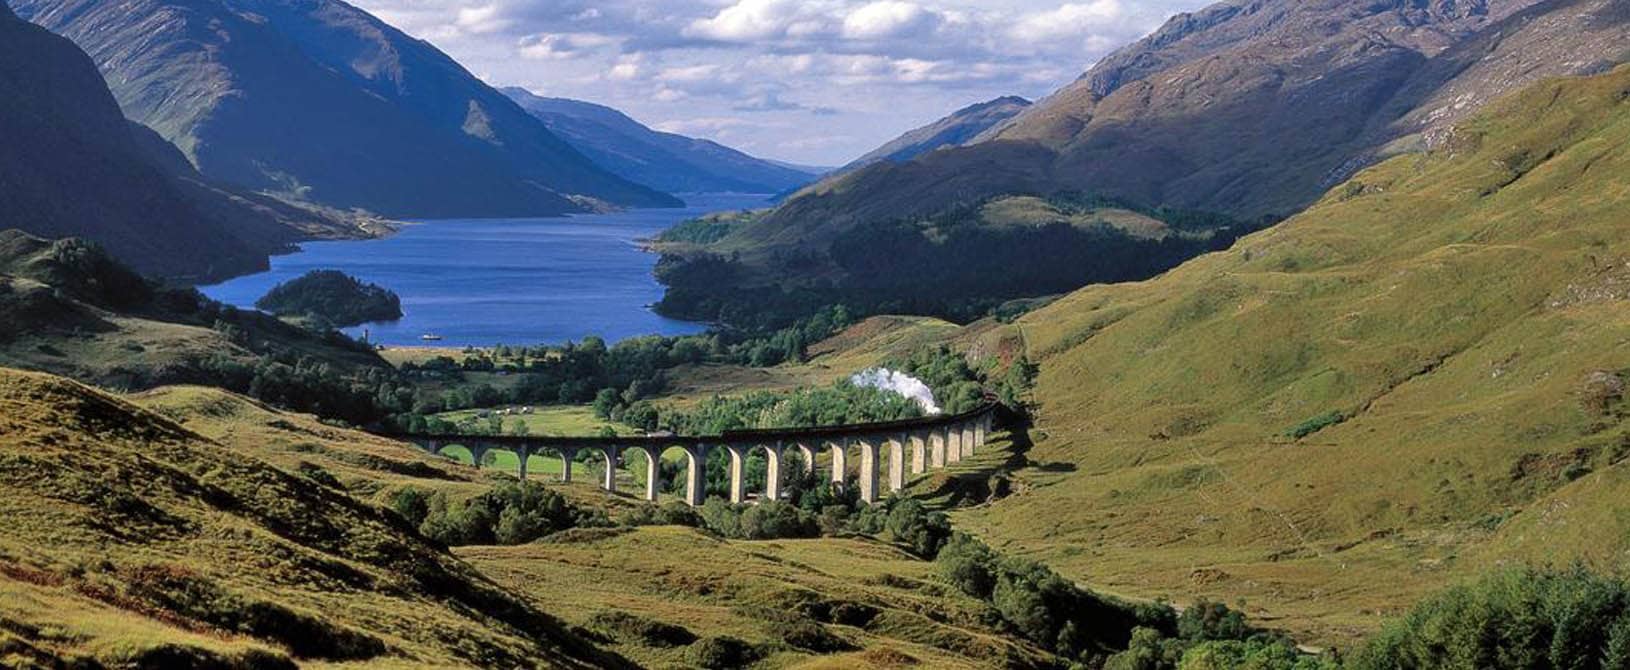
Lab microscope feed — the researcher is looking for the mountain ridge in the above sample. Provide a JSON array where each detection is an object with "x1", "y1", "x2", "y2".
[
  {"x1": 16, "y1": 0, "x2": 681, "y2": 218},
  {"x1": 502, "y1": 87, "x2": 816, "y2": 195},
  {"x1": 0, "y1": 2, "x2": 365, "y2": 282},
  {"x1": 843, "y1": 95, "x2": 1032, "y2": 172}
]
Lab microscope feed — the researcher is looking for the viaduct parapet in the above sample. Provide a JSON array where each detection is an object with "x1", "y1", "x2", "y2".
[{"x1": 390, "y1": 404, "x2": 998, "y2": 506}]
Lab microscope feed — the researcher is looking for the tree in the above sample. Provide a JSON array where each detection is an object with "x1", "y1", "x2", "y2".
[
  {"x1": 592, "y1": 387, "x2": 621, "y2": 419},
  {"x1": 885, "y1": 498, "x2": 951, "y2": 558},
  {"x1": 937, "y1": 532, "x2": 997, "y2": 598}
]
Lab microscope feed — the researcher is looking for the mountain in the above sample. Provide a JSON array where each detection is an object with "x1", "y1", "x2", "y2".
[
  {"x1": 665, "y1": 0, "x2": 1630, "y2": 326},
  {"x1": 0, "y1": 3, "x2": 363, "y2": 282},
  {"x1": 502, "y1": 88, "x2": 819, "y2": 195},
  {"x1": 841, "y1": 96, "x2": 1031, "y2": 172},
  {"x1": 15, "y1": 0, "x2": 680, "y2": 219},
  {"x1": 951, "y1": 63, "x2": 1630, "y2": 646}
]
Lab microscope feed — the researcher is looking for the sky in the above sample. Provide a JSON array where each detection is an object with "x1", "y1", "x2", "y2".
[{"x1": 354, "y1": 0, "x2": 1213, "y2": 166}]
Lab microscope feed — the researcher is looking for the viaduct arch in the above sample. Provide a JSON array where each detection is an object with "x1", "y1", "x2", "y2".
[{"x1": 392, "y1": 403, "x2": 998, "y2": 507}]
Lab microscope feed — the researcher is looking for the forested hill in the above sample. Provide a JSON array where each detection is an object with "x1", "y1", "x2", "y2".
[
  {"x1": 15, "y1": 0, "x2": 680, "y2": 218},
  {"x1": 653, "y1": 193, "x2": 1264, "y2": 329},
  {"x1": 953, "y1": 63, "x2": 1630, "y2": 644}
]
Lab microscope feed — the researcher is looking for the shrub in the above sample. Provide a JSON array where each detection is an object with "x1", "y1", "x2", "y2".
[
  {"x1": 685, "y1": 636, "x2": 760, "y2": 669},
  {"x1": 884, "y1": 498, "x2": 952, "y2": 558},
  {"x1": 1284, "y1": 411, "x2": 1345, "y2": 440},
  {"x1": 417, "y1": 481, "x2": 596, "y2": 546},
  {"x1": 694, "y1": 499, "x2": 819, "y2": 540},
  {"x1": 586, "y1": 611, "x2": 696, "y2": 648},
  {"x1": 389, "y1": 487, "x2": 432, "y2": 526},
  {"x1": 777, "y1": 620, "x2": 854, "y2": 653},
  {"x1": 294, "y1": 462, "x2": 344, "y2": 491},
  {"x1": 619, "y1": 501, "x2": 704, "y2": 528},
  {"x1": 937, "y1": 532, "x2": 998, "y2": 598},
  {"x1": 1177, "y1": 599, "x2": 1249, "y2": 642}
]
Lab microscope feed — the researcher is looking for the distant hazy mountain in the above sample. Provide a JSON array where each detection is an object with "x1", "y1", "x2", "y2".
[
  {"x1": 502, "y1": 88, "x2": 817, "y2": 195},
  {"x1": 763, "y1": 159, "x2": 834, "y2": 176},
  {"x1": 16, "y1": 0, "x2": 680, "y2": 218},
  {"x1": 0, "y1": 2, "x2": 356, "y2": 281},
  {"x1": 842, "y1": 96, "x2": 1031, "y2": 172}
]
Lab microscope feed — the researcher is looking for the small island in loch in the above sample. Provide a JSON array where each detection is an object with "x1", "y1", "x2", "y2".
[{"x1": 255, "y1": 269, "x2": 402, "y2": 328}]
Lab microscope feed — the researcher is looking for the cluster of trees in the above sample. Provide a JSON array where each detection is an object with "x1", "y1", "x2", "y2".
[
  {"x1": 654, "y1": 211, "x2": 758, "y2": 245},
  {"x1": 611, "y1": 466, "x2": 951, "y2": 553},
  {"x1": 1350, "y1": 567, "x2": 1630, "y2": 669},
  {"x1": 184, "y1": 300, "x2": 420, "y2": 428},
  {"x1": 1105, "y1": 566, "x2": 1630, "y2": 669},
  {"x1": 934, "y1": 532, "x2": 1179, "y2": 663},
  {"x1": 664, "y1": 381, "x2": 924, "y2": 435},
  {"x1": 254, "y1": 269, "x2": 402, "y2": 328},
  {"x1": 389, "y1": 482, "x2": 610, "y2": 546},
  {"x1": 883, "y1": 345, "x2": 990, "y2": 414},
  {"x1": 1105, "y1": 600, "x2": 1332, "y2": 670},
  {"x1": 396, "y1": 305, "x2": 859, "y2": 432}
]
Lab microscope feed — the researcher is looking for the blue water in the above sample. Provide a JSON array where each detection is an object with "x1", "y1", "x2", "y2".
[{"x1": 202, "y1": 194, "x2": 766, "y2": 347}]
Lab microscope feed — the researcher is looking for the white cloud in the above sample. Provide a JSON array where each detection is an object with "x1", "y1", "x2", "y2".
[
  {"x1": 684, "y1": 0, "x2": 820, "y2": 42},
  {"x1": 1009, "y1": 1, "x2": 1127, "y2": 42},
  {"x1": 841, "y1": 2, "x2": 938, "y2": 40},
  {"x1": 607, "y1": 61, "x2": 642, "y2": 80},
  {"x1": 454, "y1": 4, "x2": 512, "y2": 35},
  {"x1": 516, "y1": 32, "x2": 617, "y2": 60},
  {"x1": 349, "y1": 0, "x2": 1211, "y2": 163}
]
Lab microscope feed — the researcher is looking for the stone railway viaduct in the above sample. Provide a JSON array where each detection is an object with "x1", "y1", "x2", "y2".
[{"x1": 394, "y1": 404, "x2": 998, "y2": 506}]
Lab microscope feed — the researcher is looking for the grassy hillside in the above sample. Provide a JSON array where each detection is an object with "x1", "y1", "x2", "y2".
[
  {"x1": 1, "y1": 367, "x2": 1107, "y2": 668},
  {"x1": 462, "y1": 526, "x2": 1056, "y2": 669},
  {"x1": 947, "y1": 65, "x2": 1630, "y2": 647},
  {"x1": 0, "y1": 367, "x2": 626, "y2": 668}
]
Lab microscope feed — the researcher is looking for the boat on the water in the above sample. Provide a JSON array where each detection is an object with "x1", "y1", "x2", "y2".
[{"x1": 419, "y1": 334, "x2": 444, "y2": 342}]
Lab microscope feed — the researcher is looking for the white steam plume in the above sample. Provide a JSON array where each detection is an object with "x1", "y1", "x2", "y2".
[{"x1": 850, "y1": 368, "x2": 941, "y2": 415}]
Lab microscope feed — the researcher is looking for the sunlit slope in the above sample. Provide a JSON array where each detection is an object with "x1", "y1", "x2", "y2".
[
  {"x1": 120, "y1": 379, "x2": 1066, "y2": 667},
  {"x1": 956, "y1": 66, "x2": 1630, "y2": 645},
  {"x1": 0, "y1": 367, "x2": 625, "y2": 669},
  {"x1": 462, "y1": 526, "x2": 1055, "y2": 669}
]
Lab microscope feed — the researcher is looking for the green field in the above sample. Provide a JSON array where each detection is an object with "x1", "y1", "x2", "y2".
[{"x1": 433, "y1": 404, "x2": 638, "y2": 436}]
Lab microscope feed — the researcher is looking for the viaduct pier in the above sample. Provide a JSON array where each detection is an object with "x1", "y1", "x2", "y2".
[{"x1": 391, "y1": 404, "x2": 998, "y2": 506}]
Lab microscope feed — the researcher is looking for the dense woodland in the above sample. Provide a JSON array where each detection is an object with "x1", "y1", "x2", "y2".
[{"x1": 655, "y1": 194, "x2": 1270, "y2": 329}]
